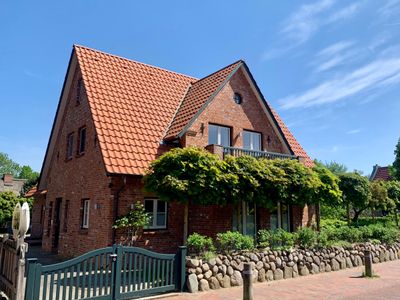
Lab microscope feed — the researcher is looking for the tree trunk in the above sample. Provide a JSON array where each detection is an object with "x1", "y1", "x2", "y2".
[
  {"x1": 183, "y1": 202, "x2": 189, "y2": 244},
  {"x1": 346, "y1": 204, "x2": 351, "y2": 225},
  {"x1": 352, "y1": 210, "x2": 362, "y2": 224},
  {"x1": 316, "y1": 203, "x2": 321, "y2": 232}
]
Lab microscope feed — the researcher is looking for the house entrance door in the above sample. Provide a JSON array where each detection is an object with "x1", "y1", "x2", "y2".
[{"x1": 52, "y1": 198, "x2": 62, "y2": 252}]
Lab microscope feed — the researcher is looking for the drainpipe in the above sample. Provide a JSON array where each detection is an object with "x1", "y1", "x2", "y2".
[{"x1": 111, "y1": 176, "x2": 126, "y2": 245}]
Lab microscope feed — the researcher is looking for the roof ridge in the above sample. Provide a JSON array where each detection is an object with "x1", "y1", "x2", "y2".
[
  {"x1": 193, "y1": 59, "x2": 244, "y2": 85},
  {"x1": 162, "y1": 83, "x2": 193, "y2": 139},
  {"x1": 73, "y1": 44, "x2": 198, "y2": 81}
]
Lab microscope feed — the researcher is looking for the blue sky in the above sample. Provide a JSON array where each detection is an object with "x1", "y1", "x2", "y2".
[{"x1": 1, "y1": 0, "x2": 399, "y2": 175}]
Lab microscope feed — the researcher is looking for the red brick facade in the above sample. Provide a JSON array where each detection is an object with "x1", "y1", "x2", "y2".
[{"x1": 33, "y1": 48, "x2": 315, "y2": 258}]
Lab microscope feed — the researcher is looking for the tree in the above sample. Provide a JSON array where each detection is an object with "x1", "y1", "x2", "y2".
[
  {"x1": 0, "y1": 191, "x2": 31, "y2": 228},
  {"x1": 113, "y1": 201, "x2": 150, "y2": 245},
  {"x1": 339, "y1": 173, "x2": 371, "y2": 223},
  {"x1": 393, "y1": 138, "x2": 400, "y2": 181},
  {"x1": 19, "y1": 166, "x2": 40, "y2": 194},
  {"x1": 267, "y1": 159, "x2": 322, "y2": 206},
  {"x1": 144, "y1": 147, "x2": 236, "y2": 242},
  {"x1": 0, "y1": 152, "x2": 21, "y2": 177},
  {"x1": 386, "y1": 180, "x2": 400, "y2": 226},
  {"x1": 315, "y1": 160, "x2": 347, "y2": 175},
  {"x1": 313, "y1": 164, "x2": 343, "y2": 230},
  {"x1": 370, "y1": 180, "x2": 392, "y2": 213}
]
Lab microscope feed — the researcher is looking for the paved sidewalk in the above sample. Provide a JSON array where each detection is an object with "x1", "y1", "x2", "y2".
[{"x1": 167, "y1": 260, "x2": 400, "y2": 300}]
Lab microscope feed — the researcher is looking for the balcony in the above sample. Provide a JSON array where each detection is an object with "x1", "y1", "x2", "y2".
[{"x1": 205, "y1": 144, "x2": 300, "y2": 161}]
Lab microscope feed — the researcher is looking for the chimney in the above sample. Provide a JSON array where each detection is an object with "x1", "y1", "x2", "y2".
[{"x1": 3, "y1": 174, "x2": 13, "y2": 184}]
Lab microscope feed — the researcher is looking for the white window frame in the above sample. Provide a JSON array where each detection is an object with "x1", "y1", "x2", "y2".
[
  {"x1": 243, "y1": 130, "x2": 262, "y2": 151},
  {"x1": 144, "y1": 199, "x2": 167, "y2": 229},
  {"x1": 208, "y1": 124, "x2": 231, "y2": 147},
  {"x1": 82, "y1": 199, "x2": 90, "y2": 229}
]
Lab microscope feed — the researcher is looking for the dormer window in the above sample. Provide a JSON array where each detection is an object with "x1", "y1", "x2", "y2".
[{"x1": 233, "y1": 93, "x2": 242, "y2": 104}]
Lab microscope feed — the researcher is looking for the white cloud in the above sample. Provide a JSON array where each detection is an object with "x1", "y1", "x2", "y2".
[
  {"x1": 279, "y1": 54, "x2": 400, "y2": 109},
  {"x1": 346, "y1": 129, "x2": 361, "y2": 134},
  {"x1": 312, "y1": 40, "x2": 358, "y2": 72},
  {"x1": 326, "y1": 3, "x2": 360, "y2": 23},
  {"x1": 281, "y1": 0, "x2": 335, "y2": 45},
  {"x1": 262, "y1": 0, "x2": 362, "y2": 61},
  {"x1": 378, "y1": 0, "x2": 400, "y2": 18}
]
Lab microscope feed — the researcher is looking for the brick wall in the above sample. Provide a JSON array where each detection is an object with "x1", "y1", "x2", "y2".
[
  {"x1": 38, "y1": 65, "x2": 113, "y2": 257},
  {"x1": 182, "y1": 68, "x2": 288, "y2": 154},
  {"x1": 113, "y1": 176, "x2": 185, "y2": 253}
]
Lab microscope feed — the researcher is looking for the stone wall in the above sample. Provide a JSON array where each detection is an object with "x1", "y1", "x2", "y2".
[{"x1": 186, "y1": 242, "x2": 400, "y2": 293}]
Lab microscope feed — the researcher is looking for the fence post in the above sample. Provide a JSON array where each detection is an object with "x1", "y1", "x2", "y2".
[
  {"x1": 364, "y1": 249, "x2": 373, "y2": 277},
  {"x1": 15, "y1": 242, "x2": 28, "y2": 300},
  {"x1": 243, "y1": 263, "x2": 253, "y2": 300},
  {"x1": 177, "y1": 246, "x2": 187, "y2": 292}
]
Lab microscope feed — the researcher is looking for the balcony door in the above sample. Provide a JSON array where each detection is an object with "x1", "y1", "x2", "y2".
[
  {"x1": 208, "y1": 124, "x2": 230, "y2": 147},
  {"x1": 243, "y1": 130, "x2": 261, "y2": 151}
]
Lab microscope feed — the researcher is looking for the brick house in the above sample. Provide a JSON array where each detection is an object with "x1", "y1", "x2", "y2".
[
  {"x1": 32, "y1": 45, "x2": 315, "y2": 257},
  {"x1": 370, "y1": 165, "x2": 392, "y2": 181},
  {"x1": 0, "y1": 174, "x2": 26, "y2": 195}
]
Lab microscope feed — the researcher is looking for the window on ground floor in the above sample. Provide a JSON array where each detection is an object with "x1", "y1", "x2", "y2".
[
  {"x1": 232, "y1": 201, "x2": 256, "y2": 237},
  {"x1": 144, "y1": 199, "x2": 167, "y2": 229},
  {"x1": 81, "y1": 199, "x2": 90, "y2": 229},
  {"x1": 270, "y1": 202, "x2": 291, "y2": 231}
]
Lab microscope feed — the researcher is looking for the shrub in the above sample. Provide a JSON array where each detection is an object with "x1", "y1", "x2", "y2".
[
  {"x1": 186, "y1": 233, "x2": 215, "y2": 255},
  {"x1": 257, "y1": 229, "x2": 273, "y2": 248},
  {"x1": 216, "y1": 231, "x2": 254, "y2": 252},
  {"x1": 295, "y1": 227, "x2": 317, "y2": 248},
  {"x1": 335, "y1": 226, "x2": 362, "y2": 243},
  {"x1": 317, "y1": 231, "x2": 329, "y2": 247},
  {"x1": 269, "y1": 229, "x2": 295, "y2": 249}
]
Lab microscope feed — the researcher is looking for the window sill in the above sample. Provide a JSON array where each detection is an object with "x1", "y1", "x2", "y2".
[
  {"x1": 76, "y1": 152, "x2": 85, "y2": 158},
  {"x1": 65, "y1": 157, "x2": 73, "y2": 162},
  {"x1": 143, "y1": 229, "x2": 168, "y2": 234},
  {"x1": 79, "y1": 228, "x2": 89, "y2": 235}
]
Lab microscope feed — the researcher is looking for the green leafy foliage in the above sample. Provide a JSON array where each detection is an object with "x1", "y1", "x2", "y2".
[
  {"x1": 313, "y1": 164, "x2": 342, "y2": 206},
  {"x1": 113, "y1": 201, "x2": 150, "y2": 245},
  {"x1": 393, "y1": 138, "x2": 400, "y2": 181},
  {"x1": 295, "y1": 227, "x2": 317, "y2": 248},
  {"x1": 0, "y1": 191, "x2": 31, "y2": 228},
  {"x1": 370, "y1": 180, "x2": 393, "y2": 211},
  {"x1": 144, "y1": 147, "x2": 236, "y2": 205},
  {"x1": 0, "y1": 152, "x2": 21, "y2": 177},
  {"x1": 216, "y1": 231, "x2": 254, "y2": 252},
  {"x1": 314, "y1": 160, "x2": 348, "y2": 175},
  {"x1": 257, "y1": 229, "x2": 294, "y2": 250},
  {"x1": 186, "y1": 233, "x2": 215, "y2": 256},
  {"x1": 339, "y1": 173, "x2": 372, "y2": 223}
]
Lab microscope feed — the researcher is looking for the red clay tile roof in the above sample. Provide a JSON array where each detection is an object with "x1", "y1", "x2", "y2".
[
  {"x1": 269, "y1": 108, "x2": 314, "y2": 167},
  {"x1": 165, "y1": 61, "x2": 242, "y2": 139},
  {"x1": 74, "y1": 45, "x2": 313, "y2": 174},
  {"x1": 75, "y1": 45, "x2": 195, "y2": 175},
  {"x1": 370, "y1": 166, "x2": 392, "y2": 181}
]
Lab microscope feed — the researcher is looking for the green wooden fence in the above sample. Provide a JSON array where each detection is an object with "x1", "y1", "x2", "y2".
[{"x1": 25, "y1": 245, "x2": 187, "y2": 300}]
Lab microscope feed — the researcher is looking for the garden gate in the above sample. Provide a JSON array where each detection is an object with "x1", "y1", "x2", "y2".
[{"x1": 25, "y1": 245, "x2": 187, "y2": 300}]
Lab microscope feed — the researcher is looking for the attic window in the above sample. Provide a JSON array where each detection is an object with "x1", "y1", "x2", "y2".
[
  {"x1": 233, "y1": 93, "x2": 242, "y2": 104},
  {"x1": 76, "y1": 78, "x2": 83, "y2": 105}
]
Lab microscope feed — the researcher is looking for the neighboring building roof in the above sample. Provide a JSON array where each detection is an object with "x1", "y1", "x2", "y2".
[
  {"x1": 370, "y1": 165, "x2": 392, "y2": 181},
  {"x1": 24, "y1": 186, "x2": 47, "y2": 198},
  {"x1": 0, "y1": 174, "x2": 26, "y2": 195},
  {"x1": 56, "y1": 45, "x2": 312, "y2": 176}
]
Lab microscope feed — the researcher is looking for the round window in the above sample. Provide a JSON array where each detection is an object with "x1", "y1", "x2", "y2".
[{"x1": 233, "y1": 93, "x2": 242, "y2": 104}]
